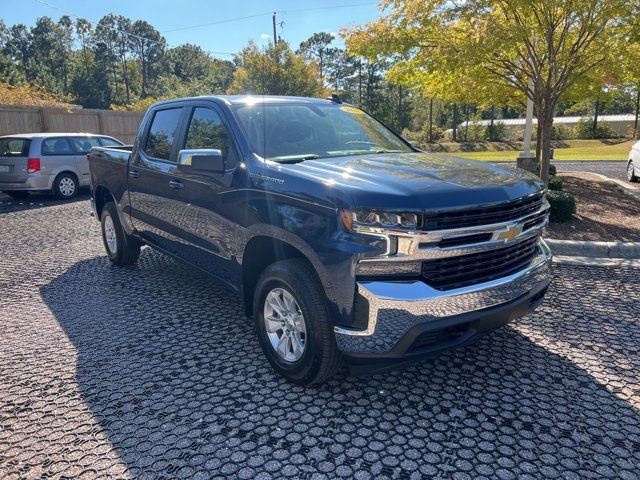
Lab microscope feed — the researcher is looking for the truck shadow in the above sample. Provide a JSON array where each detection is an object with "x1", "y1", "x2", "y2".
[
  {"x1": 0, "y1": 192, "x2": 90, "y2": 215},
  {"x1": 39, "y1": 250, "x2": 640, "y2": 478}
]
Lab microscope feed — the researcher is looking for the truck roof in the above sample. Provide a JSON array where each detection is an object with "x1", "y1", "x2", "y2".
[{"x1": 152, "y1": 95, "x2": 339, "y2": 108}]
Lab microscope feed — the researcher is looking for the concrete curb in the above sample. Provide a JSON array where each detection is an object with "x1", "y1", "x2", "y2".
[
  {"x1": 545, "y1": 238, "x2": 640, "y2": 259},
  {"x1": 552, "y1": 255, "x2": 640, "y2": 267}
]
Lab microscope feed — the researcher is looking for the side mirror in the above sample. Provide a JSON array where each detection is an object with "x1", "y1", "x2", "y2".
[{"x1": 177, "y1": 149, "x2": 225, "y2": 176}]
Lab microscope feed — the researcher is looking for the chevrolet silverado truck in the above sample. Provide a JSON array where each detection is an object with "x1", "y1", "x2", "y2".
[{"x1": 88, "y1": 95, "x2": 552, "y2": 385}]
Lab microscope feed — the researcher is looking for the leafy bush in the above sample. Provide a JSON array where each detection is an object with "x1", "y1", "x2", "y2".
[
  {"x1": 548, "y1": 175, "x2": 563, "y2": 191},
  {"x1": 575, "y1": 117, "x2": 616, "y2": 139},
  {"x1": 483, "y1": 121, "x2": 506, "y2": 141},
  {"x1": 549, "y1": 164, "x2": 557, "y2": 176},
  {"x1": 547, "y1": 190, "x2": 576, "y2": 222},
  {"x1": 551, "y1": 124, "x2": 576, "y2": 140},
  {"x1": 401, "y1": 124, "x2": 444, "y2": 146}
]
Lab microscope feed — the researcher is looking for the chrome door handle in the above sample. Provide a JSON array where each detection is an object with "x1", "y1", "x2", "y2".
[
  {"x1": 168, "y1": 180, "x2": 184, "y2": 190},
  {"x1": 129, "y1": 170, "x2": 140, "y2": 178}
]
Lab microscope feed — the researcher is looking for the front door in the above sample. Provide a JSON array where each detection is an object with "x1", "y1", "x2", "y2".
[{"x1": 167, "y1": 105, "x2": 240, "y2": 284}]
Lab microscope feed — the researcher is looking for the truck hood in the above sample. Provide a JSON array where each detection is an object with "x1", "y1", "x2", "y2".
[{"x1": 278, "y1": 152, "x2": 545, "y2": 210}]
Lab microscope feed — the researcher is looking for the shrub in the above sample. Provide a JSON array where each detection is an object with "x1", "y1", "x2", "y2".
[
  {"x1": 548, "y1": 175, "x2": 563, "y2": 191},
  {"x1": 483, "y1": 121, "x2": 506, "y2": 141},
  {"x1": 549, "y1": 164, "x2": 557, "y2": 176},
  {"x1": 547, "y1": 190, "x2": 576, "y2": 222},
  {"x1": 575, "y1": 117, "x2": 616, "y2": 139},
  {"x1": 551, "y1": 124, "x2": 576, "y2": 140}
]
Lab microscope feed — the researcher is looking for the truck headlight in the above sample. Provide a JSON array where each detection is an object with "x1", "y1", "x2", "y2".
[{"x1": 340, "y1": 210, "x2": 418, "y2": 233}]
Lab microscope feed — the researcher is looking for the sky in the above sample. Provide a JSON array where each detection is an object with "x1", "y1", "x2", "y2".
[{"x1": 0, "y1": 0, "x2": 383, "y2": 59}]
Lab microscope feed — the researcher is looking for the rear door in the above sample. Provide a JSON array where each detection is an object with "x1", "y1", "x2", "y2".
[
  {"x1": 0, "y1": 137, "x2": 32, "y2": 185},
  {"x1": 127, "y1": 106, "x2": 187, "y2": 253},
  {"x1": 69, "y1": 136, "x2": 102, "y2": 186}
]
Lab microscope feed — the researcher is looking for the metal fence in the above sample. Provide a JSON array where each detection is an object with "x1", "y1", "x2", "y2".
[{"x1": 0, "y1": 105, "x2": 145, "y2": 144}]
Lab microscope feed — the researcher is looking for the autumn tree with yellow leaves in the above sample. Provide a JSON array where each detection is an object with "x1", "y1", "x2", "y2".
[{"x1": 345, "y1": 0, "x2": 638, "y2": 183}]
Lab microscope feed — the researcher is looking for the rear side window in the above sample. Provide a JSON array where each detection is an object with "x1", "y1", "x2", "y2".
[
  {"x1": 0, "y1": 138, "x2": 31, "y2": 157},
  {"x1": 99, "y1": 137, "x2": 123, "y2": 147},
  {"x1": 144, "y1": 108, "x2": 182, "y2": 161},
  {"x1": 70, "y1": 136, "x2": 102, "y2": 154},
  {"x1": 41, "y1": 138, "x2": 74, "y2": 156}
]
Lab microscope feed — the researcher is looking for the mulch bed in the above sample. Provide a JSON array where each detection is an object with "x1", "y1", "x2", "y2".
[{"x1": 545, "y1": 173, "x2": 640, "y2": 242}]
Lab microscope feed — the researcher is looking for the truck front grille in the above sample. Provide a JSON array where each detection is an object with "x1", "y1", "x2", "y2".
[
  {"x1": 421, "y1": 236, "x2": 539, "y2": 290},
  {"x1": 421, "y1": 193, "x2": 544, "y2": 231}
]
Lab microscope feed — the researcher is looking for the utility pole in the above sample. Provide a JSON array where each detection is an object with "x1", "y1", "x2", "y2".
[
  {"x1": 517, "y1": 79, "x2": 537, "y2": 173},
  {"x1": 272, "y1": 12, "x2": 277, "y2": 45}
]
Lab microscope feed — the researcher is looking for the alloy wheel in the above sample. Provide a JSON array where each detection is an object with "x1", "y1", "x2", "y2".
[
  {"x1": 263, "y1": 287, "x2": 306, "y2": 362},
  {"x1": 104, "y1": 214, "x2": 117, "y2": 255}
]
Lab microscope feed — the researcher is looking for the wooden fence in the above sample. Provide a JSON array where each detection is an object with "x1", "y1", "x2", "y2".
[{"x1": 0, "y1": 105, "x2": 145, "y2": 144}]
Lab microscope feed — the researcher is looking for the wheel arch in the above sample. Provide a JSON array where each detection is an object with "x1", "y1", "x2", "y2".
[
  {"x1": 93, "y1": 185, "x2": 115, "y2": 218},
  {"x1": 240, "y1": 234, "x2": 327, "y2": 318}
]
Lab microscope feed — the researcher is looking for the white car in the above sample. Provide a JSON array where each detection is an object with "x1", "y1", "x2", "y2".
[{"x1": 629, "y1": 140, "x2": 640, "y2": 183}]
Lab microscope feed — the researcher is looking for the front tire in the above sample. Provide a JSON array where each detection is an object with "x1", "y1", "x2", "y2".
[
  {"x1": 254, "y1": 259, "x2": 341, "y2": 385},
  {"x1": 53, "y1": 172, "x2": 79, "y2": 199},
  {"x1": 628, "y1": 160, "x2": 638, "y2": 183},
  {"x1": 100, "y1": 201, "x2": 141, "y2": 266}
]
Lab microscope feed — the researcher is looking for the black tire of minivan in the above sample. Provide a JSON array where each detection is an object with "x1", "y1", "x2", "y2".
[
  {"x1": 253, "y1": 258, "x2": 342, "y2": 385},
  {"x1": 100, "y1": 201, "x2": 141, "y2": 266},
  {"x1": 53, "y1": 172, "x2": 79, "y2": 199},
  {"x1": 4, "y1": 191, "x2": 29, "y2": 199}
]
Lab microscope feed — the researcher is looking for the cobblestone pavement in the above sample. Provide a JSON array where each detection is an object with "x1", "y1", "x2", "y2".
[{"x1": 0, "y1": 198, "x2": 639, "y2": 480}]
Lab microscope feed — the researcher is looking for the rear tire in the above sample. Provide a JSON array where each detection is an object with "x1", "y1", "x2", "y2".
[
  {"x1": 100, "y1": 201, "x2": 141, "y2": 266},
  {"x1": 4, "y1": 191, "x2": 29, "y2": 199},
  {"x1": 53, "y1": 172, "x2": 79, "y2": 199},
  {"x1": 628, "y1": 160, "x2": 638, "y2": 183},
  {"x1": 254, "y1": 258, "x2": 342, "y2": 385}
]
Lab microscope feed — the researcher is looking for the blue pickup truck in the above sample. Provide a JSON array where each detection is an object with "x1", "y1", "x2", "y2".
[{"x1": 88, "y1": 95, "x2": 552, "y2": 384}]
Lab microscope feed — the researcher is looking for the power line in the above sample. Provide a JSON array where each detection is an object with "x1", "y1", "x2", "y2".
[
  {"x1": 32, "y1": 0, "x2": 376, "y2": 57},
  {"x1": 32, "y1": 0, "x2": 236, "y2": 56},
  {"x1": 161, "y1": 2, "x2": 377, "y2": 34}
]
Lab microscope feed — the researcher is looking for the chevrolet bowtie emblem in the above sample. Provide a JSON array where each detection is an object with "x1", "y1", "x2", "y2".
[{"x1": 496, "y1": 223, "x2": 523, "y2": 241}]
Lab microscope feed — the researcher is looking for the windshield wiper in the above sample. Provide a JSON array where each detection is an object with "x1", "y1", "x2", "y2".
[{"x1": 272, "y1": 154, "x2": 320, "y2": 164}]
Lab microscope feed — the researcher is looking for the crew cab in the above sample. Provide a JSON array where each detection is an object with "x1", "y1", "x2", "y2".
[{"x1": 88, "y1": 95, "x2": 552, "y2": 385}]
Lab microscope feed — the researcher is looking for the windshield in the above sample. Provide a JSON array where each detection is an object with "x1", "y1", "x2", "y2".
[{"x1": 232, "y1": 102, "x2": 412, "y2": 162}]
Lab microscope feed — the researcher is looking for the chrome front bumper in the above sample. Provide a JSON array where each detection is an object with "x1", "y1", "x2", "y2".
[{"x1": 335, "y1": 239, "x2": 552, "y2": 355}]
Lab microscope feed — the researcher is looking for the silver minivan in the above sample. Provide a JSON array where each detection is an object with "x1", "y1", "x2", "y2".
[{"x1": 0, "y1": 133, "x2": 124, "y2": 199}]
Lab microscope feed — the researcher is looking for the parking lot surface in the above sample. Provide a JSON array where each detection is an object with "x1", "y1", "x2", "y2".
[
  {"x1": 554, "y1": 161, "x2": 628, "y2": 181},
  {"x1": 0, "y1": 198, "x2": 639, "y2": 479}
]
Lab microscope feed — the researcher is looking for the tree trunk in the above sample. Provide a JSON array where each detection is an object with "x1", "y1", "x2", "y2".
[
  {"x1": 429, "y1": 98, "x2": 433, "y2": 142},
  {"x1": 593, "y1": 98, "x2": 600, "y2": 138},
  {"x1": 538, "y1": 107, "x2": 554, "y2": 185},
  {"x1": 122, "y1": 57, "x2": 130, "y2": 104},
  {"x1": 489, "y1": 105, "x2": 495, "y2": 141},
  {"x1": 452, "y1": 104, "x2": 458, "y2": 142},
  {"x1": 464, "y1": 105, "x2": 470, "y2": 142}
]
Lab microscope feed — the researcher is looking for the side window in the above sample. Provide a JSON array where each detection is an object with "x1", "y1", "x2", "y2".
[
  {"x1": 41, "y1": 138, "x2": 73, "y2": 156},
  {"x1": 144, "y1": 108, "x2": 182, "y2": 161},
  {"x1": 99, "y1": 137, "x2": 123, "y2": 147},
  {"x1": 185, "y1": 107, "x2": 237, "y2": 168},
  {"x1": 70, "y1": 136, "x2": 101, "y2": 154}
]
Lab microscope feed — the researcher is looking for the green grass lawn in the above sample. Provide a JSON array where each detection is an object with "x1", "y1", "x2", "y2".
[{"x1": 452, "y1": 139, "x2": 634, "y2": 161}]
